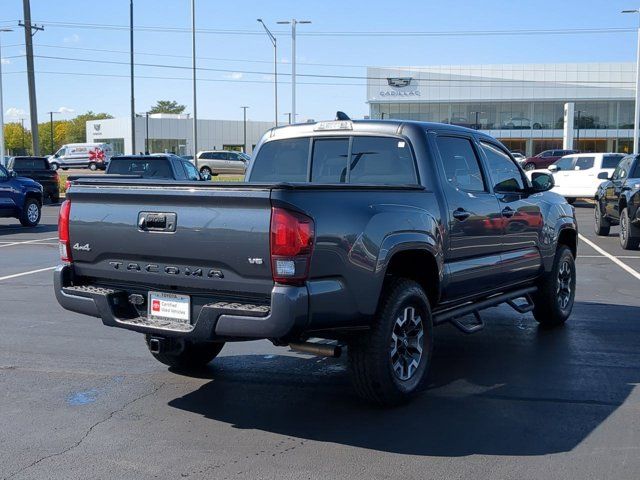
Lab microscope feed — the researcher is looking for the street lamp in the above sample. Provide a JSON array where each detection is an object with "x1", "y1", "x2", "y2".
[
  {"x1": 276, "y1": 19, "x2": 311, "y2": 124},
  {"x1": 282, "y1": 112, "x2": 292, "y2": 125},
  {"x1": 47, "y1": 111, "x2": 60, "y2": 155},
  {"x1": 623, "y1": 8, "x2": 640, "y2": 153},
  {"x1": 0, "y1": 28, "x2": 13, "y2": 162},
  {"x1": 257, "y1": 19, "x2": 278, "y2": 127},
  {"x1": 241, "y1": 106, "x2": 249, "y2": 153}
]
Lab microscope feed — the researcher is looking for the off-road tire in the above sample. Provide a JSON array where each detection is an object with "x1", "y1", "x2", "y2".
[
  {"x1": 145, "y1": 336, "x2": 224, "y2": 370},
  {"x1": 594, "y1": 201, "x2": 610, "y2": 236},
  {"x1": 348, "y1": 278, "x2": 433, "y2": 406},
  {"x1": 19, "y1": 198, "x2": 41, "y2": 227},
  {"x1": 566, "y1": 197, "x2": 576, "y2": 205},
  {"x1": 619, "y1": 207, "x2": 640, "y2": 250},
  {"x1": 533, "y1": 245, "x2": 575, "y2": 327}
]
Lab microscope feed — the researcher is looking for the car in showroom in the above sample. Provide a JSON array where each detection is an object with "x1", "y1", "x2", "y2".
[
  {"x1": 0, "y1": 164, "x2": 43, "y2": 227},
  {"x1": 54, "y1": 117, "x2": 576, "y2": 406},
  {"x1": 522, "y1": 149, "x2": 579, "y2": 171},
  {"x1": 501, "y1": 117, "x2": 544, "y2": 130},
  {"x1": 544, "y1": 153, "x2": 625, "y2": 204},
  {"x1": 195, "y1": 150, "x2": 249, "y2": 176},
  {"x1": 595, "y1": 154, "x2": 640, "y2": 249}
]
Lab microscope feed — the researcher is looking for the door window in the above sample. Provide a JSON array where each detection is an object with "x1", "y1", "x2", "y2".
[
  {"x1": 575, "y1": 156, "x2": 594, "y2": 171},
  {"x1": 435, "y1": 136, "x2": 486, "y2": 192},
  {"x1": 602, "y1": 154, "x2": 624, "y2": 169},
  {"x1": 481, "y1": 141, "x2": 525, "y2": 193},
  {"x1": 182, "y1": 161, "x2": 200, "y2": 180},
  {"x1": 0, "y1": 166, "x2": 8, "y2": 180},
  {"x1": 554, "y1": 156, "x2": 575, "y2": 171},
  {"x1": 613, "y1": 159, "x2": 632, "y2": 181},
  {"x1": 311, "y1": 138, "x2": 349, "y2": 183}
]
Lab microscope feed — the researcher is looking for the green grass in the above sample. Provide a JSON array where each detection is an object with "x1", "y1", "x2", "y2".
[{"x1": 211, "y1": 175, "x2": 245, "y2": 182}]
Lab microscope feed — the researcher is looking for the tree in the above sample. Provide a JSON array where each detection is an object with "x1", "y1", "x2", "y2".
[
  {"x1": 3, "y1": 122, "x2": 32, "y2": 155},
  {"x1": 148, "y1": 100, "x2": 186, "y2": 115}
]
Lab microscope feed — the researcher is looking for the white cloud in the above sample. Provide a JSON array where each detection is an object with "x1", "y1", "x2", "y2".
[
  {"x1": 57, "y1": 106, "x2": 75, "y2": 114},
  {"x1": 1, "y1": 58, "x2": 10, "y2": 65},
  {"x1": 225, "y1": 72, "x2": 244, "y2": 80},
  {"x1": 5, "y1": 107, "x2": 26, "y2": 118},
  {"x1": 63, "y1": 33, "x2": 80, "y2": 43}
]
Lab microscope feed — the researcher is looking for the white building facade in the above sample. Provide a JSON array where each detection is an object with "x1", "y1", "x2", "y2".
[
  {"x1": 86, "y1": 114, "x2": 275, "y2": 155},
  {"x1": 367, "y1": 63, "x2": 637, "y2": 155}
]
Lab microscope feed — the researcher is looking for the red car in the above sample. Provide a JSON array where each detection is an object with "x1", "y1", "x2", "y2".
[{"x1": 522, "y1": 149, "x2": 579, "y2": 171}]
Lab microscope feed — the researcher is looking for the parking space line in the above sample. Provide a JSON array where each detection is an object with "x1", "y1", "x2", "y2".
[
  {"x1": 0, "y1": 266, "x2": 56, "y2": 282},
  {"x1": 0, "y1": 237, "x2": 58, "y2": 248},
  {"x1": 580, "y1": 255, "x2": 640, "y2": 259},
  {"x1": 578, "y1": 234, "x2": 640, "y2": 280}
]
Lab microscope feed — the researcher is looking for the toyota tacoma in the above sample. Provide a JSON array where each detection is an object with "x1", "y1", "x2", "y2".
[{"x1": 54, "y1": 117, "x2": 577, "y2": 405}]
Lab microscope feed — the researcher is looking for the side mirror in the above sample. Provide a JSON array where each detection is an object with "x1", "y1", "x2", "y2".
[
  {"x1": 200, "y1": 171, "x2": 211, "y2": 181},
  {"x1": 530, "y1": 172, "x2": 554, "y2": 192},
  {"x1": 597, "y1": 172, "x2": 610, "y2": 180},
  {"x1": 548, "y1": 164, "x2": 558, "y2": 172}
]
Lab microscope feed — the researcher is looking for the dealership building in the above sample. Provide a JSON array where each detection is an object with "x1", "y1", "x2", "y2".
[
  {"x1": 367, "y1": 63, "x2": 636, "y2": 155},
  {"x1": 86, "y1": 114, "x2": 275, "y2": 156}
]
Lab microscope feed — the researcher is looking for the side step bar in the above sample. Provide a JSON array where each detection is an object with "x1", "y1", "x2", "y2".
[{"x1": 433, "y1": 287, "x2": 537, "y2": 334}]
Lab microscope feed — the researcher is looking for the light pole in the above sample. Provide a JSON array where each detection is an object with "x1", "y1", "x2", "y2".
[
  {"x1": 282, "y1": 112, "x2": 291, "y2": 124},
  {"x1": 276, "y1": 19, "x2": 311, "y2": 124},
  {"x1": 257, "y1": 19, "x2": 278, "y2": 127},
  {"x1": 47, "y1": 111, "x2": 60, "y2": 155},
  {"x1": 241, "y1": 106, "x2": 249, "y2": 153},
  {"x1": 137, "y1": 112, "x2": 149, "y2": 153},
  {"x1": 191, "y1": 0, "x2": 198, "y2": 166},
  {"x1": 129, "y1": 0, "x2": 136, "y2": 154},
  {"x1": 623, "y1": 9, "x2": 640, "y2": 153},
  {"x1": 0, "y1": 28, "x2": 12, "y2": 162},
  {"x1": 20, "y1": 118, "x2": 25, "y2": 153}
]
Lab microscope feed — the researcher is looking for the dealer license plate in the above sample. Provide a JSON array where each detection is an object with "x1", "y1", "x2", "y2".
[{"x1": 148, "y1": 291, "x2": 191, "y2": 324}]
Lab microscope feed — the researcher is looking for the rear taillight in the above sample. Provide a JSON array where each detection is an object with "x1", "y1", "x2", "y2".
[
  {"x1": 58, "y1": 200, "x2": 72, "y2": 263},
  {"x1": 270, "y1": 207, "x2": 314, "y2": 285}
]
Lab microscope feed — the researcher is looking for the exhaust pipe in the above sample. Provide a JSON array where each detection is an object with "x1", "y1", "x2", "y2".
[{"x1": 289, "y1": 342, "x2": 342, "y2": 358}]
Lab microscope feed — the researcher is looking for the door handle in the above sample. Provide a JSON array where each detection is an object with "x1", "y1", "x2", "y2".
[
  {"x1": 452, "y1": 208, "x2": 471, "y2": 221},
  {"x1": 501, "y1": 207, "x2": 515, "y2": 218}
]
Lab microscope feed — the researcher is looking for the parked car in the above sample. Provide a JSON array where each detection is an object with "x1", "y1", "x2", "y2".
[
  {"x1": 501, "y1": 117, "x2": 543, "y2": 130},
  {"x1": 54, "y1": 118, "x2": 576, "y2": 406},
  {"x1": 106, "y1": 154, "x2": 208, "y2": 180},
  {"x1": 595, "y1": 154, "x2": 640, "y2": 249},
  {"x1": 48, "y1": 143, "x2": 113, "y2": 171},
  {"x1": 0, "y1": 164, "x2": 43, "y2": 226},
  {"x1": 7, "y1": 156, "x2": 60, "y2": 203},
  {"x1": 195, "y1": 150, "x2": 248, "y2": 176},
  {"x1": 522, "y1": 149, "x2": 579, "y2": 171},
  {"x1": 511, "y1": 152, "x2": 527, "y2": 164},
  {"x1": 535, "y1": 153, "x2": 625, "y2": 204}
]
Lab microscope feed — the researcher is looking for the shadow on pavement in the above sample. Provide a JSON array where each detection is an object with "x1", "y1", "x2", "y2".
[
  {"x1": 0, "y1": 224, "x2": 58, "y2": 236},
  {"x1": 168, "y1": 301, "x2": 640, "y2": 457}
]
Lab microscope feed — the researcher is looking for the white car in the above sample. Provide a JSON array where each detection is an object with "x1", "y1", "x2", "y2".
[
  {"x1": 511, "y1": 152, "x2": 526, "y2": 164},
  {"x1": 527, "y1": 153, "x2": 624, "y2": 203},
  {"x1": 195, "y1": 150, "x2": 249, "y2": 176}
]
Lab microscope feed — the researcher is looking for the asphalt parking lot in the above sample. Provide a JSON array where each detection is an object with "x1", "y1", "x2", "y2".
[{"x1": 1, "y1": 202, "x2": 639, "y2": 480}]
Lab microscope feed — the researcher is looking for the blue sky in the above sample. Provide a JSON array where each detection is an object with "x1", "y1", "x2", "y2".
[{"x1": 1, "y1": 0, "x2": 640, "y2": 125}]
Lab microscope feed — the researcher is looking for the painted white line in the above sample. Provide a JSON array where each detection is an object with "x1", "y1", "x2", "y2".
[
  {"x1": 0, "y1": 266, "x2": 56, "y2": 282},
  {"x1": 0, "y1": 237, "x2": 57, "y2": 248},
  {"x1": 580, "y1": 255, "x2": 640, "y2": 259},
  {"x1": 578, "y1": 233, "x2": 640, "y2": 280}
]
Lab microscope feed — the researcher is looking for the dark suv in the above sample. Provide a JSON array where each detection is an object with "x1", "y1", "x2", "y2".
[{"x1": 523, "y1": 149, "x2": 579, "y2": 171}]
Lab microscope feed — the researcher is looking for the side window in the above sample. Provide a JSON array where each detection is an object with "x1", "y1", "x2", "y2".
[
  {"x1": 540, "y1": 151, "x2": 551, "y2": 158},
  {"x1": 311, "y1": 138, "x2": 349, "y2": 183},
  {"x1": 554, "y1": 156, "x2": 575, "y2": 171},
  {"x1": 575, "y1": 156, "x2": 594, "y2": 171},
  {"x1": 249, "y1": 138, "x2": 310, "y2": 182},
  {"x1": 481, "y1": 141, "x2": 525, "y2": 193},
  {"x1": 213, "y1": 153, "x2": 225, "y2": 160},
  {"x1": 349, "y1": 137, "x2": 417, "y2": 184},
  {"x1": 172, "y1": 159, "x2": 186, "y2": 179},
  {"x1": 200, "y1": 152, "x2": 212, "y2": 160},
  {"x1": 602, "y1": 155, "x2": 624, "y2": 169},
  {"x1": 182, "y1": 161, "x2": 200, "y2": 180},
  {"x1": 632, "y1": 159, "x2": 640, "y2": 178},
  {"x1": 0, "y1": 166, "x2": 8, "y2": 180},
  {"x1": 613, "y1": 159, "x2": 631, "y2": 181},
  {"x1": 435, "y1": 136, "x2": 486, "y2": 192}
]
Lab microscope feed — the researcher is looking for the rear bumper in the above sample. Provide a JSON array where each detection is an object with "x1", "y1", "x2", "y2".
[{"x1": 54, "y1": 265, "x2": 308, "y2": 341}]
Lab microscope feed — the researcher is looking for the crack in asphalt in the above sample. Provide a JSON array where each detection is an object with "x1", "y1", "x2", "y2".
[{"x1": 3, "y1": 381, "x2": 165, "y2": 480}]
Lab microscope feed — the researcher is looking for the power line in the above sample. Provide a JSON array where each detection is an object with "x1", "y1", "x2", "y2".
[{"x1": 30, "y1": 53, "x2": 638, "y2": 85}]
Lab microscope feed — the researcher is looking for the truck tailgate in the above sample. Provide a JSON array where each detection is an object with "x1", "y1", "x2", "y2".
[{"x1": 67, "y1": 182, "x2": 274, "y2": 298}]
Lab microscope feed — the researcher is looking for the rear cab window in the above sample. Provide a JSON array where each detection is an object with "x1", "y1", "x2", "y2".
[
  {"x1": 10, "y1": 158, "x2": 49, "y2": 170},
  {"x1": 249, "y1": 136, "x2": 418, "y2": 185},
  {"x1": 108, "y1": 157, "x2": 174, "y2": 178}
]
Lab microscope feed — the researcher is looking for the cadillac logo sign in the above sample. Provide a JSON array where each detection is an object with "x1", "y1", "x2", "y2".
[
  {"x1": 379, "y1": 77, "x2": 420, "y2": 97},
  {"x1": 387, "y1": 77, "x2": 412, "y2": 87},
  {"x1": 93, "y1": 124, "x2": 101, "y2": 132}
]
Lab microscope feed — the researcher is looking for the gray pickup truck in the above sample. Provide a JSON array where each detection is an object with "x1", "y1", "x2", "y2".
[{"x1": 55, "y1": 118, "x2": 577, "y2": 405}]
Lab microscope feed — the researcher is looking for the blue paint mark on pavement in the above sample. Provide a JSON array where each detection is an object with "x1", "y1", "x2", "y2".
[{"x1": 67, "y1": 388, "x2": 99, "y2": 406}]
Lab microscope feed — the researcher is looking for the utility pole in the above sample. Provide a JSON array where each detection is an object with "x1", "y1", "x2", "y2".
[
  {"x1": 623, "y1": 9, "x2": 640, "y2": 153},
  {"x1": 191, "y1": 0, "x2": 198, "y2": 167},
  {"x1": 145, "y1": 112, "x2": 149, "y2": 153},
  {"x1": 0, "y1": 28, "x2": 12, "y2": 162},
  {"x1": 257, "y1": 19, "x2": 278, "y2": 127},
  {"x1": 241, "y1": 106, "x2": 249, "y2": 153},
  {"x1": 277, "y1": 19, "x2": 311, "y2": 124},
  {"x1": 20, "y1": 118, "x2": 25, "y2": 153},
  {"x1": 129, "y1": 0, "x2": 136, "y2": 154},
  {"x1": 19, "y1": 0, "x2": 43, "y2": 156},
  {"x1": 47, "y1": 111, "x2": 59, "y2": 155}
]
